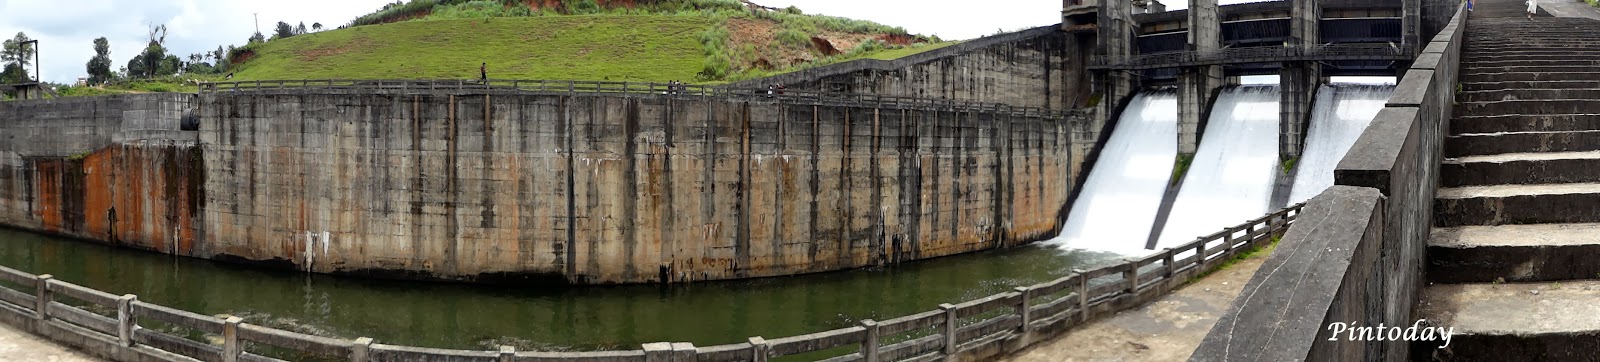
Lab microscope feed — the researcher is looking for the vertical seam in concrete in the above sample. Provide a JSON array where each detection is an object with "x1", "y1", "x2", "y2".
[
  {"x1": 808, "y1": 105, "x2": 820, "y2": 264},
  {"x1": 870, "y1": 108, "x2": 883, "y2": 265},
  {"x1": 736, "y1": 102, "x2": 751, "y2": 277},
  {"x1": 906, "y1": 108, "x2": 921, "y2": 261},
  {"x1": 839, "y1": 107, "x2": 852, "y2": 266},
  {"x1": 660, "y1": 97, "x2": 675, "y2": 283},
  {"x1": 623, "y1": 98, "x2": 639, "y2": 280},
  {"x1": 700, "y1": 100, "x2": 716, "y2": 280},
  {"x1": 563, "y1": 96, "x2": 577, "y2": 280},
  {"x1": 411, "y1": 95, "x2": 424, "y2": 268},
  {"x1": 447, "y1": 95, "x2": 460, "y2": 276}
]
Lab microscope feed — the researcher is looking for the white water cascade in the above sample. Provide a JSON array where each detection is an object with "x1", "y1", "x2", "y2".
[
  {"x1": 1288, "y1": 84, "x2": 1395, "y2": 204},
  {"x1": 1045, "y1": 90, "x2": 1178, "y2": 255},
  {"x1": 1155, "y1": 86, "x2": 1281, "y2": 249}
]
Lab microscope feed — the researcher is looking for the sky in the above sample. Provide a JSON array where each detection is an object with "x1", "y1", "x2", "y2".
[{"x1": 0, "y1": 0, "x2": 1066, "y2": 84}]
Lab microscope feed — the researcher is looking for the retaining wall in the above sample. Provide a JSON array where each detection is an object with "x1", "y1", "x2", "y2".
[
  {"x1": 0, "y1": 84, "x2": 1091, "y2": 285},
  {"x1": 196, "y1": 89, "x2": 1077, "y2": 284},
  {"x1": 725, "y1": 26, "x2": 1093, "y2": 111},
  {"x1": 1189, "y1": 4, "x2": 1464, "y2": 362}
]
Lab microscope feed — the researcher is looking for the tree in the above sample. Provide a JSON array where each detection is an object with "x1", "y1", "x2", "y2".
[
  {"x1": 295, "y1": 22, "x2": 308, "y2": 35},
  {"x1": 312, "y1": 22, "x2": 323, "y2": 32},
  {"x1": 1, "y1": 32, "x2": 35, "y2": 81},
  {"x1": 85, "y1": 37, "x2": 113, "y2": 85},
  {"x1": 275, "y1": 21, "x2": 295, "y2": 39},
  {"x1": 248, "y1": 32, "x2": 265, "y2": 44}
]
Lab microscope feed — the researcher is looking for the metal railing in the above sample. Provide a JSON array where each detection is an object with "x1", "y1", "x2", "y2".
[
  {"x1": 0, "y1": 203, "x2": 1303, "y2": 362},
  {"x1": 198, "y1": 79, "x2": 1085, "y2": 120},
  {"x1": 1090, "y1": 43, "x2": 1412, "y2": 70}
]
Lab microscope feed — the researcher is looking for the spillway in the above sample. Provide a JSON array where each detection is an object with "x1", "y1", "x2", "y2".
[
  {"x1": 1155, "y1": 86, "x2": 1281, "y2": 248},
  {"x1": 1288, "y1": 84, "x2": 1395, "y2": 204},
  {"x1": 1046, "y1": 90, "x2": 1178, "y2": 255}
]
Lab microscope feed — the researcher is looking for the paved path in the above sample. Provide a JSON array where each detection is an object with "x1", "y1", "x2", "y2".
[
  {"x1": 0, "y1": 323, "x2": 99, "y2": 362},
  {"x1": 1538, "y1": 0, "x2": 1600, "y2": 20},
  {"x1": 1000, "y1": 250, "x2": 1269, "y2": 362}
]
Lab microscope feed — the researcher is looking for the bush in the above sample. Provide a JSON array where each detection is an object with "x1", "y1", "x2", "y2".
[
  {"x1": 566, "y1": 0, "x2": 601, "y2": 15},
  {"x1": 775, "y1": 27, "x2": 809, "y2": 49}
]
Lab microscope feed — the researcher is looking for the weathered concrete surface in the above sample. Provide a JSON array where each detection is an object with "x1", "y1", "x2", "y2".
[
  {"x1": 1430, "y1": 223, "x2": 1600, "y2": 283},
  {"x1": 195, "y1": 91, "x2": 1082, "y2": 284},
  {"x1": 1418, "y1": 281, "x2": 1600, "y2": 361},
  {"x1": 1442, "y1": 151, "x2": 1600, "y2": 187},
  {"x1": 0, "y1": 322, "x2": 100, "y2": 362},
  {"x1": 1445, "y1": 130, "x2": 1600, "y2": 157},
  {"x1": 1001, "y1": 245, "x2": 1269, "y2": 362},
  {"x1": 1434, "y1": 182, "x2": 1600, "y2": 227},
  {"x1": 726, "y1": 26, "x2": 1092, "y2": 111},
  {"x1": 1189, "y1": 186, "x2": 1389, "y2": 362}
]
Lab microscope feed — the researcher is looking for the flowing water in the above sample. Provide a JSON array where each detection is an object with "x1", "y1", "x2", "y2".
[
  {"x1": 1288, "y1": 84, "x2": 1395, "y2": 204},
  {"x1": 1155, "y1": 86, "x2": 1281, "y2": 248},
  {"x1": 1045, "y1": 90, "x2": 1179, "y2": 255}
]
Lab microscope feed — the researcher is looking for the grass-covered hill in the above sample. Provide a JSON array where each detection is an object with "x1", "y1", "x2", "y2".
[{"x1": 224, "y1": 0, "x2": 958, "y2": 84}]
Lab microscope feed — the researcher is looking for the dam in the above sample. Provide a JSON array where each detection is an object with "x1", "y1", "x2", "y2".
[{"x1": 0, "y1": 0, "x2": 1491, "y2": 360}]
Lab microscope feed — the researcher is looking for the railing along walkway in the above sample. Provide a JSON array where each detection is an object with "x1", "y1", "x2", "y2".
[
  {"x1": 1091, "y1": 43, "x2": 1412, "y2": 70},
  {"x1": 0, "y1": 203, "x2": 1303, "y2": 362},
  {"x1": 199, "y1": 79, "x2": 1083, "y2": 120}
]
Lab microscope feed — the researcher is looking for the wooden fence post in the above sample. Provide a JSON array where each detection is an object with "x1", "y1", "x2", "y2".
[
  {"x1": 117, "y1": 294, "x2": 136, "y2": 347},
  {"x1": 940, "y1": 303, "x2": 958, "y2": 356}
]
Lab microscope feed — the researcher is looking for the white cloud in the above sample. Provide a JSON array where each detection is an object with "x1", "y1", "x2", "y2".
[{"x1": 1, "y1": 0, "x2": 1070, "y2": 84}]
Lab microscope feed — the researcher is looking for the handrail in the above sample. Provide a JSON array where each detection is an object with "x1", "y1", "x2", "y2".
[
  {"x1": 0, "y1": 203, "x2": 1304, "y2": 361},
  {"x1": 195, "y1": 79, "x2": 1087, "y2": 120},
  {"x1": 1090, "y1": 43, "x2": 1411, "y2": 70}
]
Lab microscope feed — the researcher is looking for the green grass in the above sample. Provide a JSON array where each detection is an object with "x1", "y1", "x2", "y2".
[
  {"x1": 1170, "y1": 153, "x2": 1195, "y2": 186},
  {"x1": 1185, "y1": 235, "x2": 1280, "y2": 285},
  {"x1": 864, "y1": 41, "x2": 959, "y2": 60},
  {"x1": 233, "y1": 16, "x2": 714, "y2": 82}
]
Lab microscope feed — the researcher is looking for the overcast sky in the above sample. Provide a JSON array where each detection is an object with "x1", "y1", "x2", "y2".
[{"x1": 0, "y1": 0, "x2": 1078, "y2": 84}]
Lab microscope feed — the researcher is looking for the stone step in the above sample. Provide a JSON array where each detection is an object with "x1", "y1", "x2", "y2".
[
  {"x1": 1462, "y1": 66, "x2": 1600, "y2": 75},
  {"x1": 1464, "y1": 56, "x2": 1600, "y2": 64},
  {"x1": 1463, "y1": 61, "x2": 1600, "y2": 69},
  {"x1": 1416, "y1": 281, "x2": 1600, "y2": 361},
  {"x1": 1429, "y1": 223, "x2": 1600, "y2": 283},
  {"x1": 1459, "y1": 89, "x2": 1600, "y2": 102},
  {"x1": 1462, "y1": 73, "x2": 1600, "y2": 83},
  {"x1": 1457, "y1": 100, "x2": 1600, "y2": 117},
  {"x1": 1452, "y1": 114, "x2": 1600, "y2": 135},
  {"x1": 1463, "y1": 80, "x2": 1600, "y2": 92},
  {"x1": 1435, "y1": 183, "x2": 1600, "y2": 227},
  {"x1": 1445, "y1": 130, "x2": 1600, "y2": 158},
  {"x1": 1443, "y1": 151, "x2": 1600, "y2": 187}
]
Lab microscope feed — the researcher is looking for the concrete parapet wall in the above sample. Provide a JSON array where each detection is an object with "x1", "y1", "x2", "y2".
[
  {"x1": 194, "y1": 90, "x2": 1082, "y2": 284},
  {"x1": 1190, "y1": 5, "x2": 1465, "y2": 362},
  {"x1": 724, "y1": 26, "x2": 1091, "y2": 111}
]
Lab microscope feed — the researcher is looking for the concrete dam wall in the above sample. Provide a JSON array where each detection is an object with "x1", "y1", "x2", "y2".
[
  {"x1": 0, "y1": 90, "x2": 1087, "y2": 284},
  {"x1": 726, "y1": 26, "x2": 1093, "y2": 111}
]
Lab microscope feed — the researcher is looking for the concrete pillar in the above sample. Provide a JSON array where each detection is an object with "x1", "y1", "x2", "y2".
[
  {"x1": 748, "y1": 337, "x2": 769, "y2": 362},
  {"x1": 350, "y1": 337, "x2": 374, "y2": 362},
  {"x1": 1095, "y1": 0, "x2": 1137, "y2": 126},
  {"x1": 1403, "y1": 0, "x2": 1422, "y2": 53},
  {"x1": 116, "y1": 294, "x2": 136, "y2": 347},
  {"x1": 1281, "y1": 0, "x2": 1322, "y2": 159},
  {"x1": 1179, "y1": 0, "x2": 1223, "y2": 155}
]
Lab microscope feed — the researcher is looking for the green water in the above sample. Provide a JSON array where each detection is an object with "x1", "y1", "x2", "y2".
[{"x1": 0, "y1": 228, "x2": 1121, "y2": 352}]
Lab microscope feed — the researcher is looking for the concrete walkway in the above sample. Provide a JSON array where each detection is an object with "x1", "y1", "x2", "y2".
[
  {"x1": 1537, "y1": 0, "x2": 1600, "y2": 20},
  {"x1": 1000, "y1": 250, "x2": 1269, "y2": 361},
  {"x1": 0, "y1": 323, "x2": 99, "y2": 361}
]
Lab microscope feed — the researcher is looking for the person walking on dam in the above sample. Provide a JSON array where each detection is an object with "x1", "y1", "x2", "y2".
[
  {"x1": 480, "y1": 62, "x2": 488, "y2": 83},
  {"x1": 1527, "y1": 0, "x2": 1537, "y2": 20}
]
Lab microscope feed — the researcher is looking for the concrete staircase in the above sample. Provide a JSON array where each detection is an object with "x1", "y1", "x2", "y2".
[{"x1": 1419, "y1": 1, "x2": 1600, "y2": 360}]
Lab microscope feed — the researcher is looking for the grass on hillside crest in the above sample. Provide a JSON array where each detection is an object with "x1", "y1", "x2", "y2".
[
  {"x1": 220, "y1": 0, "x2": 957, "y2": 86},
  {"x1": 232, "y1": 16, "x2": 712, "y2": 82}
]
